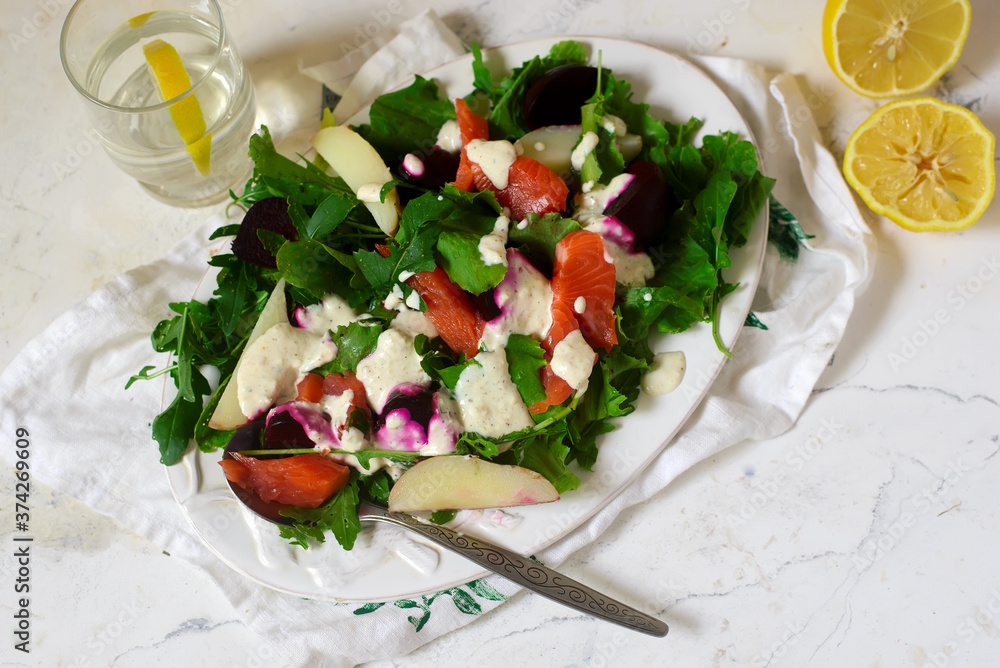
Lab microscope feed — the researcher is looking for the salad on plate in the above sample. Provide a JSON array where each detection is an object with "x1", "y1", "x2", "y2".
[{"x1": 136, "y1": 39, "x2": 774, "y2": 553}]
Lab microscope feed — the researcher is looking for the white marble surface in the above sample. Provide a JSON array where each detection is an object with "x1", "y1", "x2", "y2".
[{"x1": 1, "y1": 0, "x2": 999, "y2": 666}]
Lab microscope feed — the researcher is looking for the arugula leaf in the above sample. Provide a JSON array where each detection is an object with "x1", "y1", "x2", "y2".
[
  {"x1": 209, "y1": 224, "x2": 241, "y2": 239},
  {"x1": 279, "y1": 474, "x2": 362, "y2": 550},
  {"x1": 430, "y1": 510, "x2": 459, "y2": 525},
  {"x1": 547, "y1": 40, "x2": 587, "y2": 64},
  {"x1": 215, "y1": 259, "x2": 251, "y2": 337},
  {"x1": 436, "y1": 222, "x2": 507, "y2": 296},
  {"x1": 153, "y1": 393, "x2": 202, "y2": 465},
  {"x1": 504, "y1": 334, "x2": 548, "y2": 407},
  {"x1": 125, "y1": 364, "x2": 167, "y2": 390},
  {"x1": 514, "y1": 436, "x2": 580, "y2": 494},
  {"x1": 412, "y1": 334, "x2": 476, "y2": 390},
  {"x1": 246, "y1": 126, "x2": 348, "y2": 195},
  {"x1": 354, "y1": 75, "x2": 456, "y2": 162},
  {"x1": 454, "y1": 432, "x2": 501, "y2": 459},
  {"x1": 469, "y1": 42, "x2": 494, "y2": 100},
  {"x1": 305, "y1": 191, "x2": 357, "y2": 239},
  {"x1": 277, "y1": 238, "x2": 357, "y2": 300},
  {"x1": 354, "y1": 220, "x2": 439, "y2": 300},
  {"x1": 194, "y1": 373, "x2": 237, "y2": 453},
  {"x1": 507, "y1": 212, "x2": 581, "y2": 273},
  {"x1": 488, "y1": 56, "x2": 545, "y2": 140},
  {"x1": 400, "y1": 187, "x2": 507, "y2": 295},
  {"x1": 360, "y1": 470, "x2": 392, "y2": 505},
  {"x1": 314, "y1": 321, "x2": 385, "y2": 375}
]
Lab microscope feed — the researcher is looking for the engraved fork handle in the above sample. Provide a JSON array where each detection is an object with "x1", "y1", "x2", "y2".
[{"x1": 360, "y1": 506, "x2": 669, "y2": 637}]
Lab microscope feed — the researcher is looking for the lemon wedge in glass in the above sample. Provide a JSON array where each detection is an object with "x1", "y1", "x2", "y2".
[
  {"x1": 143, "y1": 38, "x2": 212, "y2": 176},
  {"x1": 843, "y1": 98, "x2": 995, "y2": 231},
  {"x1": 823, "y1": 0, "x2": 971, "y2": 98}
]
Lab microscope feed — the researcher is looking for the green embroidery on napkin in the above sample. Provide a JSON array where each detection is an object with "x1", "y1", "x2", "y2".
[
  {"x1": 767, "y1": 195, "x2": 813, "y2": 262},
  {"x1": 350, "y1": 578, "x2": 507, "y2": 632},
  {"x1": 743, "y1": 312, "x2": 769, "y2": 330}
]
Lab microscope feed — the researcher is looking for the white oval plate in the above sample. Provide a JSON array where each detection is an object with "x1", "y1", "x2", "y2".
[{"x1": 165, "y1": 36, "x2": 769, "y2": 602}]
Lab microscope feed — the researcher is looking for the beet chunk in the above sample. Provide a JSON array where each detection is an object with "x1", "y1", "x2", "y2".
[
  {"x1": 232, "y1": 197, "x2": 298, "y2": 268},
  {"x1": 524, "y1": 65, "x2": 599, "y2": 130},
  {"x1": 395, "y1": 147, "x2": 460, "y2": 204},
  {"x1": 604, "y1": 162, "x2": 677, "y2": 250}
]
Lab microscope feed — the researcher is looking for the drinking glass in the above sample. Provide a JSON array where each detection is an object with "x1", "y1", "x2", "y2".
[{"x1": 60, "y1": 0, "x2": 257, "y2": 207}]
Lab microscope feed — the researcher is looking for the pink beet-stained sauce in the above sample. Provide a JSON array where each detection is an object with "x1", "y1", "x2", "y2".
[
  {"x1": 402, "y1": 153, "x2": 425, "y2": 178},
  {"x1": 375, "y1": 408, "x2": 428, "y2": 452}
]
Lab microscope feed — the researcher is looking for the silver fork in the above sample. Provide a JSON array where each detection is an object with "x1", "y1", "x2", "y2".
[{"x1": 358, "y1": 498, "x2": 668, "y2": 637}]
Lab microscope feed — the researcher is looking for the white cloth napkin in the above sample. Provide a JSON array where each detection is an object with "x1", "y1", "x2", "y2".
[{"x1": 0, "y1": 10, "x2": 874, "y2": 667}]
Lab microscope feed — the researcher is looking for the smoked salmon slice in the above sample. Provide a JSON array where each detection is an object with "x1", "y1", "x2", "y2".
[
  {"x1": 454, "y1": 99, "x2": 490, "y2": 192},
  {"x1": 473, "y1": 156, "x2": 569, "y2": 222},
  {"x1": 529, "y1": 271, "x2": 590, "y2": 415},
  {"x1": 406, "y1": 267, "x2": 485, "y2": 357},
  {"x1": 219, "y1": 453, "x2": 351, "y2": 508},
  {"x1": 550, "y1": 230, "x2": 618, "y2": 353}
]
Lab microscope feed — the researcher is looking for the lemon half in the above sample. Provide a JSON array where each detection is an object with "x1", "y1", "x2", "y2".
[
  {"x1": 142, "y1": 38, "x2": 212, "y2": 176},
  {"x1": 823, "y1": 0, "x2": 971, "y2": 99},
  {"x1": 844, "y1": 98, "x2": 995, "y2": 231}
]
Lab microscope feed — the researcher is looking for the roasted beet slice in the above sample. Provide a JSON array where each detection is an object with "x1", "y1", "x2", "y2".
[
  {"x1": 263, "y1": 411, "x2": 317, "y2": 451},
  {"x1": 373, "y1": 385, "x2": 436, "y2": 433},
  {"x1": 232, "y1": 197, "x2": 298, "y2": 268},
  {"x1": 395, "y1": 148, "x2": 460, "y2": 202},
  {"x1": 473, "y1": 287, "x2": 502, "y2": 322},
  {"x1": 524, "y1": 65, "x2": 599, "y2": 130},
  {"x1": 604, "y1": 161, "x2": 677, "y2": 250}
]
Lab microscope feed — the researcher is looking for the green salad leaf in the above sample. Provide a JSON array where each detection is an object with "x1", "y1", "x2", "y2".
[
  {"x1": 279, "y1": 474, "x2": 362, "y2": 550},
  {"x1": 354, "y1": 75, "x2": 456, "y2": 162}
]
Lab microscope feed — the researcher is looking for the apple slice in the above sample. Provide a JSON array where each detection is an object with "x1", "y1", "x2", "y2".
[
  {"x1": 515, "y1": 125, "x2": 642, "y2": 177},
  {"x1": 208, "y1": 278, "x2": 288, "y2": 430},
  {"x1": 387, "y1": 455, "x2": 560, "y2": 512},
  {"x1": 311, "y1": 125, "x2": 400, "y2": 237}
]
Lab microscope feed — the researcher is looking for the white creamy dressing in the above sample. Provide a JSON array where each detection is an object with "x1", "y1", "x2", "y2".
[
  {"x1": 404, "y1": 289, "x2": 422, "y2": 310},
  {"x1": 575, "y1": 173, "x2": 634, "y2": 221},
  {"x1": 481, "y1": 249, "x2": 553, "y2": 352},
  {"x1": 383, "y1": 283, "x2": 437, "y2": 339},
  {"x1": 422, "y1": 393, "x2": 462, "y2": 456},
  {"x1": 319, "y1": 390, "x2": 355, "y2": 431},
  {"x1": 453, "y1": 350, "x2": 535, "y2": 438},
  {"x1": 570, "y1": 131, "x2": 599, "y2": 171},
  {"x1": 296, "y1": 294, "x2": 357, "y2": 333},
  {"x1": 642, "y1": 351, "x2": 686, "y2": 396},
  {"x1": 549, "y1": 329, "x2": 595, "y2": 391},
  {"x1": 435, "y1": 119, "x2": 462, "y2": 153},
  {"x1": 573, "y1": 296, "x2": 587, "y2": 314},
  {"x1": 402, "y1": 153, "x2": 425, "y2": 177},
  {"x1": 355, "y1": 329, "x2": 431, "y2": 412},
  {"x1": 237, "y1": 323, "x2": 333, "y2": 419},
  {"x1": 478, "y1": 215, "x2": 510, "y2": 267},
  {"x1": 355, "y1": 183, "x2": 384, "y2": 203},
  {"x1": 600, "y1": 113, "x2": 627, "y2": 137},
  {"x1": 383, "y1": 283, "x2": 406, "y2": 310},
  {"x1": 465, "y1": 139, "x2": 518, "y2": 189},
  {"x1": 599, "y1": 235, "x2": 655, "y2": 287},
  {"x1": 390, "y1": 308, "x2": 438, "y2": 339}
]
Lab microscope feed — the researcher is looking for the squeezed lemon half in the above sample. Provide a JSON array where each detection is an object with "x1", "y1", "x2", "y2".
[
  {"x1": 142, "y1": 38, "x2": 212, "y2": 176},
  {"x1": 843, "y1": 98, "x2": 995, "y2": 231},
  {"x1": 822, "y1": 0, "x2": 971, "y2": 98}
]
